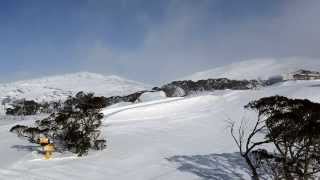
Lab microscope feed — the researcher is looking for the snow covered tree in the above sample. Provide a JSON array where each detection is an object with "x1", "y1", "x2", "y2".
[
  {"x1": 10, "y1": 125, "x2": 28, "y2": 137},
  {"x1": 10, "y1": 92, "x2": 107, "y2": 156},
  {"x1": 6, "y1": 99, "x2": 40, "y2": 115}
]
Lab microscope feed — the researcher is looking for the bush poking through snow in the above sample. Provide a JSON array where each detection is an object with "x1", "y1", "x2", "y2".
[
  {"x1": 10, "y1": 92, "x2": 107, "y2": 156},
  {"x1": 6, "y1": 99, "x2": 40, "y2": 116},
  {"x1": 94, "y1": 139, "x2": 107, "y2": 150},
  {"x1": 6, "y1": 99, "x2": 64, "y2": 116},
  {"x1": 9, "y1": 125, "x2": 28, "y2": 137}
]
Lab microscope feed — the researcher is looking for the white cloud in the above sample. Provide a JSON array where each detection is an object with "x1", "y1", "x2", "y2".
[{"x1": 79, "y1": 0, "x2": 320, "y2": 84}]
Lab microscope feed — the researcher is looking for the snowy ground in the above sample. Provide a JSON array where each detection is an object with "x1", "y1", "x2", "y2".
[{"x1": 1, "y1": 80, "x2": 320, "y2": 179}]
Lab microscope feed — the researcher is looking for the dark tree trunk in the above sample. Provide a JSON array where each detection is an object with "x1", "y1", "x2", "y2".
[{"x1": 244, "y1": 155, "x2": 259, "y2": 180}]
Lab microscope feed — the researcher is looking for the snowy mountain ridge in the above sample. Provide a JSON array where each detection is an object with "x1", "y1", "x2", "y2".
[
  {"x1": 0, "y1": 72, "x2": 149, "y2": 102},
  {"x1": 181, "y1": 57, "x2": 320, "y2": 81}
]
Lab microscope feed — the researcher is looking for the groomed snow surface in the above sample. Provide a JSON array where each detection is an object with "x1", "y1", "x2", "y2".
[{"x1": 1, "y1": 80, "x2": 320, "y2": 180}]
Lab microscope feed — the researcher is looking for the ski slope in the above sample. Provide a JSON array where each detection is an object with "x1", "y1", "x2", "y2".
[{"x1": 1, "y1": 79, "x2": 320, "y2": 179}]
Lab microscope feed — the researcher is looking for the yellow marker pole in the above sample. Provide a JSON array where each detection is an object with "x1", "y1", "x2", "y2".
[
  {"x1": 43, "y1": 144, "x2": 55, "y2": 160},
  {"x1": 44, "y1": 151, "x2": 52, "y2": 160}
]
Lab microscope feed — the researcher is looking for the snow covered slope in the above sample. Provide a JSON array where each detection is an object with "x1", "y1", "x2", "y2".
[
  {"x1": 1, "y1": 60, "x2": 320, "y2": 180},
  {"x1": 1, "y1": 80, "x2": 320, "y2": 179},
  {"x1": 182, "y1": 57, "x2": 320, "y2": 81},
  {"x1": 0, "y1": 72, "x2": 149, "y2": 102}
]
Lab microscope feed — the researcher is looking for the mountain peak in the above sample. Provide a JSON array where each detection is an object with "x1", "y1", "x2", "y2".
[{"x1": 0, "y1": 72, "x2": 149, "y2": 102}]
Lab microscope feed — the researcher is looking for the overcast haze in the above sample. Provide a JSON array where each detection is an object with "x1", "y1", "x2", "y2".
[{"x1": 0, "y1": 0, "x2": 319, "y2": 84}]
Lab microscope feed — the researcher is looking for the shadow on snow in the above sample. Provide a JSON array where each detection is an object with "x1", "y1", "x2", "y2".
[
  {"x1": 167, "y1": 152, "x2": 251, "y2": 180},
  {"x1": 11, "y1": 145, "x2": 40, "y2": 152}
]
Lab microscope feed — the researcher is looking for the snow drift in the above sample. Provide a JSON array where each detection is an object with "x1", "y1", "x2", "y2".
[{"x1": 138, "y1": 91, "x2": 167, "y2": 102}]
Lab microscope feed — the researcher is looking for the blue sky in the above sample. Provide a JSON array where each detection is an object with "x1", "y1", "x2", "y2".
[{"x1": 0, "y1": 0, "x2": 319, "y2": 84}]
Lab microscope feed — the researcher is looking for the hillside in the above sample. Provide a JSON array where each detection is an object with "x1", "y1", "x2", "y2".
[
  {"x1": 1, "y1": 60, "x2": 320, "y2": 179},
  {"x1": 181, "y1": 58, "x2": 320, "y2": 81},
  {"x1": 0, "y1": 72, "x2": 149, "y2": 103},
  {"x1": 1, "y1": 79, "x2": 320, "y2": 179}
]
